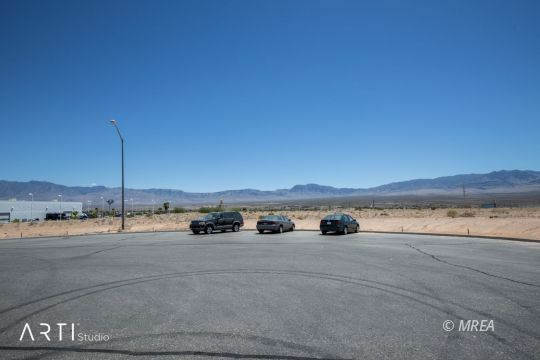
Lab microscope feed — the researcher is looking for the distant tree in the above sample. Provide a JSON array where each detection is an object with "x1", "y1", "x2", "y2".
[
  {"x1": 163, "y1": 202, "x2": 170, "y2": 213},
  {"x1": 107, "y1": 199, "x2": 114, "y2": 212},
  {"x1": 172, "y1": 207, "x2": 186, "y2": 213}
]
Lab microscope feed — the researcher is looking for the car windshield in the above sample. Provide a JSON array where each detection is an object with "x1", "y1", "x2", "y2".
[
  {"x1": 324, "y1": 215, "x2": 343, "y2": 220},
  {"x1": 262, "y1": 215, "x2": 281, "y2": 220},
  {"x1": 200, "y1": 213, "x2": 220, "y2": 220}
]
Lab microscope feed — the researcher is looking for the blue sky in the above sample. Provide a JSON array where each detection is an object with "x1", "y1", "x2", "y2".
[{"x1": 1, "y1": 0, "x2": 539, "y2": 192}]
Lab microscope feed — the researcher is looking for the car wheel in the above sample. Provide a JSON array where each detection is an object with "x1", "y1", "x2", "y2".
[
  {"x1": 343, "y1": 226, "x2": 348, "y2": 235},
  {"x1": 258, "y1": 230, "x2": 264, "y2": 234},
  {"x1": 232, "y1": 223, "x2": 240, "y2": 232},
  {"x1": 355, "y1": 224, "x2": 359, "y2": 233},
  {"x1": 291, "y1": 224, "x2": 295, "y2": 232},
  {"x1": 278, "y1": 225, "x2": 283, "y2": 234},
  {"x1": 321, "y1": 231, "x2": 327, "y2": 235},
  {"x1": 192, "y1": 230, "x2": 200, "y2": 234},
  {"x1": 205, "y1": 225, "x2": 213, "y2": 234}
]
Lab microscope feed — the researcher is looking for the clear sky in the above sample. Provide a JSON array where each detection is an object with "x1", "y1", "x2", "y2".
[{"x1": 1, "y1": 0, "x2": 538, "y2": 192}]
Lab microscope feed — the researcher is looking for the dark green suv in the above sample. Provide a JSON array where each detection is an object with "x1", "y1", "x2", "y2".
[{"x1": 190, "y1": 211, "x2": 244, "y2": 234}]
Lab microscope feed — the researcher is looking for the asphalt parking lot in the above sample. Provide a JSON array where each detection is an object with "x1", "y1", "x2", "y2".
[{"x1": 0, "y1": 230, "x2": 538, "y2": 360}]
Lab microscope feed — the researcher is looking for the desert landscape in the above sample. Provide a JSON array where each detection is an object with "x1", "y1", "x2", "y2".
[{"x1": 2, "y1": 207, "x2": 540, "y2": 241}]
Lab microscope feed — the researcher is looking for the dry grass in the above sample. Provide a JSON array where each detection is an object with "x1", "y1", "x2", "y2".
[{"x1": 1, "y1": 208, "x2": 540, "y2": 240}]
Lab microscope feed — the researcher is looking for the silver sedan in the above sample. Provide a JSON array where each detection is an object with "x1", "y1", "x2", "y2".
[{"x1": 257, "y1": 215, "x2": 295, "y2": 234}]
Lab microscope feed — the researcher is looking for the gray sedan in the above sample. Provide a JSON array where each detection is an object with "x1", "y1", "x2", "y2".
[{"x1": 257, "y1": 215, "x2": 295, "y2": 234}]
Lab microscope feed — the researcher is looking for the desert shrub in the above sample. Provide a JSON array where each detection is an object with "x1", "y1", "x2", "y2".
[
  {"x1": 447, "y1": 209, "x2": 458, "y2": 218},
  {"x1": 172, "y1": 207, "x2": 186, "y2": 214},
  {"x1": 198, "y1": 207, "x2": 220, "y2": 213},
  {"x1": 460, "y1": 211, "x2": 475, "y2": 217},
  {"x1": 380, "y1": 212, "x2": 389, "y2": 216},
  {"x1": 12, "y1": 219, "x2": 20, "y2": 223}
]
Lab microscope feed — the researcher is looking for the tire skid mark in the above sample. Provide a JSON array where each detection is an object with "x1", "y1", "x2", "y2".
[
  {"x1": 0, "y1": 269, "x2": 460, "y2": 335},
  {"x1": 68, "y1": 330, "x2": 341, "y2": 360},
  {"x1": 0, "y1": 346, "x2": 353, "y2": 360},
  {"x1": 64, "y1": 246, "x2": 123, "y2": 260},
  {"x1": 2, "y1": 269, "x2": 538, "y2": 341}
]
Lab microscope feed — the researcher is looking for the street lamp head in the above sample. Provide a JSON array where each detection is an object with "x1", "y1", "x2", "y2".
[
  {"x1": 110, "y1": 119, "x2": 117, "y2": 125},
  {"x1": 28, "y1": 193, "x2": 32, "y2": 196}
]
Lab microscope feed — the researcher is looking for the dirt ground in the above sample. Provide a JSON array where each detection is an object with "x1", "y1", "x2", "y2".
[{"x1": 2, "y1": 208, "x2": 540, "y2": 240}]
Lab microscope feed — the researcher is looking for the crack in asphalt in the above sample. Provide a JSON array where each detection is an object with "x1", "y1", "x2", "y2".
[{"x1": 405, "y1": 243, "x2": 540, "y2": 288}]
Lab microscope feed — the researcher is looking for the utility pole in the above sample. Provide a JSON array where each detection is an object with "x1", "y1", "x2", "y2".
[
  {"x1": 58, "y1": 194, "x2": 62, "y2": 221},
  {"x1": 28, "y1": 193, "x2": 33, "y2": 220}
]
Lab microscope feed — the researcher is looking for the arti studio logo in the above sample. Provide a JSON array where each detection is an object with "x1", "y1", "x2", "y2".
[{"x1": 19, "y1": 323, "x2": 110, "y2": 342}]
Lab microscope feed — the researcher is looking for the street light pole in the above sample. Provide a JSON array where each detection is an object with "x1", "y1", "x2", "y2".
[
  {"x1": 130, "y1": 198, "x2": 134, "y2": 216},
  {"x1": 28, "y1": 193, "x2": 33, "y2": 220},
  {"x1": 100, "y1": 196, "x2": 104, "y2": 217},
  {"x1": 110, "y1": 119, "x2": 125, "y2": 230},
  {"x1": 58, "y1": 194, "x2": 62, "y2": 221}
]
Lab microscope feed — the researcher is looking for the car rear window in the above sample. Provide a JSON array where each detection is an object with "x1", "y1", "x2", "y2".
[
  {"x1": 262, "y1": 215, "x2": 281, "y2": 220},
  {"x1": 324, "y1": 215, "x2": 343, "y2": 220}
]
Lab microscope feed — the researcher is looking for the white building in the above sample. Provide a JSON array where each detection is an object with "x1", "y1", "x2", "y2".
[{"x1": 0, "y1": 200, "x2": 83, "y2": 223}]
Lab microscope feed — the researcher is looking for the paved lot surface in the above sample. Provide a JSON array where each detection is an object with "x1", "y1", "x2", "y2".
[{"x1": 0, "y1": 230, "x2": 538, "y2": 360}]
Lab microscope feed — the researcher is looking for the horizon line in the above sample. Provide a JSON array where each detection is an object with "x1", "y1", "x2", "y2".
[{"x1": 1, "y1": 169, "x2": 538, "y2": 193}]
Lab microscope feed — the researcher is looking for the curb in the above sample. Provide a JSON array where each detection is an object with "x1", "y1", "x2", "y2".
[
  {"x1": 2, "y1": 228, "x2": 539, "y2": 243},
  {"x1": 357, "y1": 230, "x2": 540, "y2": 243}
]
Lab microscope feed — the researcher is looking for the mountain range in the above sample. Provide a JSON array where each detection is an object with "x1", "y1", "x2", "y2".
[{"x1": 1, "y1": 170, "x2": 539, "y2": 205}]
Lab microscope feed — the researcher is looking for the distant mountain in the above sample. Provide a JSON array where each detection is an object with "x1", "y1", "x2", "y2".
[
  {"x1": 370, "y1": 170, "x2": 540, "y2": 194},
  {"x1": 1, "y1": 170, "x2": 539, "y2": 205}
]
